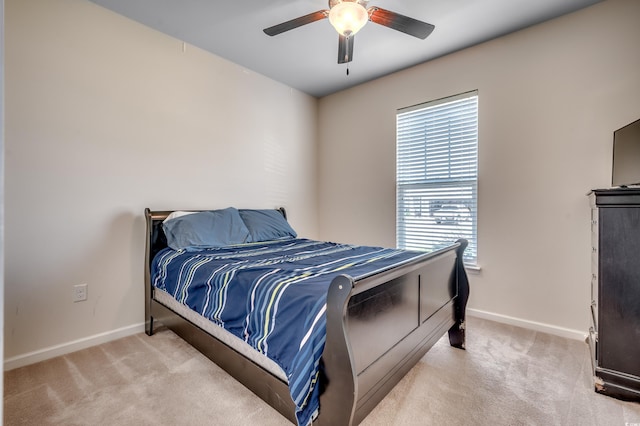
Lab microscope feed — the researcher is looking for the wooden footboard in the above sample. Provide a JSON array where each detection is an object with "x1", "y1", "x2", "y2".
[
  {"x1": 144, "y1": 208, "x2": 469, "y2": 425},
  {"x1": 320, "y1": 240, "x2": 468, "y2": 425}
]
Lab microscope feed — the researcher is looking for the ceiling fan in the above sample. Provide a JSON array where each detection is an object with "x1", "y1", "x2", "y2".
[{"x1": 263, "y1": 0, "x2": 435, "y2": 64}]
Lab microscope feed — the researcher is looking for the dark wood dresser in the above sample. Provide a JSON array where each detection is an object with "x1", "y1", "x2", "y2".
[{"x1": 588, "y1": 188, "x2": 640, "y2": 402}]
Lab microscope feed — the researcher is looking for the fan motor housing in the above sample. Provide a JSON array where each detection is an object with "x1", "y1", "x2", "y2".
[{"x1": 330, "y1": 0, "x2": 370, "y2": 8}]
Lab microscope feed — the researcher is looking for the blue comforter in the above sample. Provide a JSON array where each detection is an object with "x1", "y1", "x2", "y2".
[{"x1": 151, "y1": 238, "x2": 423, "y2": 425}]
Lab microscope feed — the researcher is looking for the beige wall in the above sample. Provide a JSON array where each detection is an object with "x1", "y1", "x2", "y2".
[
  {"x1": 4, "y1": 0, "x2": 318, "y2": 361},
  {"x1": 317, "y1": 0, "x2": 640, "y2": 335}
]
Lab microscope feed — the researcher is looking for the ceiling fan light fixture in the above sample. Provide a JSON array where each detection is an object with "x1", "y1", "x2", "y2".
[{"x1": 328, "y1": 2, "x2": 368, "y2": 37}]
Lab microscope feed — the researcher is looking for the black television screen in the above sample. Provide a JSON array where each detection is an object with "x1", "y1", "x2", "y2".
[{"x1": 612, "y1": 118, "x2": 640, "y2": 187}]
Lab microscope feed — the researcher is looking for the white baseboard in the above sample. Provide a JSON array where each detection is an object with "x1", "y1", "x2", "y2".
[
  {"x1": 4, "y1": 310, "x2": 586, "y2": 371},
  {"x1": 4, "y1": 322, "x2": 146, "y2": 371},
  {"x1": 467, "y1": 308, "x2": 587, "y2": 341}
]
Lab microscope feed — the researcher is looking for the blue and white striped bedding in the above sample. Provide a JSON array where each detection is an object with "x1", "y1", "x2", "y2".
[{"x1": 151, "y1": 238, "x2": 423, "y2": 425}]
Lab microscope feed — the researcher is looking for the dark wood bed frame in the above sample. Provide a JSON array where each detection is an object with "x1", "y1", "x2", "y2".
[{"x1": 144, "y1": 208, "x2": 470, "y2": 425}]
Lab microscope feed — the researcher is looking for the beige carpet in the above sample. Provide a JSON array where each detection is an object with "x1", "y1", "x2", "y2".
[{"x1": 5, "y1": 317, "x2": 640, "y2": 425}]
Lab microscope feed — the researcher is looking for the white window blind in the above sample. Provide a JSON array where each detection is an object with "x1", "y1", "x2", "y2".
[{"x1": 396, "y1": 91, "x2": 478, "y2": 264}]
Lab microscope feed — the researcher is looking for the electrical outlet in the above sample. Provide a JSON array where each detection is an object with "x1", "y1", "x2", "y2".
[{"x1": 73, "y1": 284, "x2": 88, "y2": 302}]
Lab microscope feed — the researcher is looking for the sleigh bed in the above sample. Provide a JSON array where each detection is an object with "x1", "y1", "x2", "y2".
[{"x1": 144, "y1": 207, "x2": 469, "y2": 425}]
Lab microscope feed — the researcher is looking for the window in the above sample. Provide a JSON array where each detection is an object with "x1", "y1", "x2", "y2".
[{"x1": 396, "y1": 91, "x2": 478, "y2": 264}]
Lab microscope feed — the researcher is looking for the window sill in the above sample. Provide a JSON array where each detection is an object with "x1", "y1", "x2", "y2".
[{"x1": 464, "y1": 264, "x2": 481, "y2": 274}]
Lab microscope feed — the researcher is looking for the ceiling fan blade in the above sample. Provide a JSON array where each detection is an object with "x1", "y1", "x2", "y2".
[
  {"x1": 263, "y1": 10, "x2": 328, "y2": 36},
  {"x1": 368, "y1": 7, "x2": 435, "y2": 39},
  {"x1": 338, "y1": 35, "x2": 354, "y2": 64}
]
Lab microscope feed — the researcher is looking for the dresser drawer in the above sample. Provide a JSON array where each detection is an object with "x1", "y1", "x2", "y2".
[
  {"x1": 588, "y1": 325, "x2": 598, "y2": 369},
  {"x1": 591, "y1": 273, "x2": 598, "y2": 313},
  {"x1": 591, "y1": 208, "x2": 598, "y2": 245}
]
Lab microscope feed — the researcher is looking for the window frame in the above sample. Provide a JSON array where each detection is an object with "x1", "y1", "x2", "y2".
[{"x1": 396, "y1": 91, "x2": 478, "y2": 265}]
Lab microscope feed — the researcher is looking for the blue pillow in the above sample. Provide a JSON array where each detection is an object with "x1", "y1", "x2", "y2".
[
  {"x1": 239, "y1": 209, "x2": 297, "y2": 242},
  {"x1": 163, "y1": 208, "x2": 251, "y2": 251}
]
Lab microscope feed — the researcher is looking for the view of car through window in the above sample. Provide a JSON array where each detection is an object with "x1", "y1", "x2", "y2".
[
  {"x1": 433, "y1": 204, "x2": 471, "y2": 225},
  {"x1": 397, "y1": 196, "x2": 475, "y2": 259}
]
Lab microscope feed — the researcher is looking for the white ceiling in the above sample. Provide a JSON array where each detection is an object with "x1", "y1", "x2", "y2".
[{"x1": 87, "y1": 0, "x2": 601, "y2": 98}]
